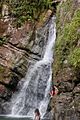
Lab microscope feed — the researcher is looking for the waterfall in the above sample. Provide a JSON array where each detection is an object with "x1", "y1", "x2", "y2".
[{"x1": 10, "y1": 16, "x2": 56, "y2": 119}]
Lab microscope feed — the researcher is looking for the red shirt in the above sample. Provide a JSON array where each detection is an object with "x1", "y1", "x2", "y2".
[{"x1": 50, "y1": 86, "x2": 58, "y2": 97}]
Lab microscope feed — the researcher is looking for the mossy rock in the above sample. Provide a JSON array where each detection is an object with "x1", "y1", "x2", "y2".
[
  {"x1": 0, "y1": 65, "x2": 5, "y2": 73},
  {"x1": 0, "y1": 65, "x2": 5, "y2": 81},
  {"x1": 0, "y1": 36, "x2": 9, "y2": 46}
]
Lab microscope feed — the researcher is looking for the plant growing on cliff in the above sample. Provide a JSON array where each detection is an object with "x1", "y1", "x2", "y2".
[
  {"x1": 0, "y1": 36, "x2": 7, "y2": 45},
  {"x1": 68, "y1": 48, "x2": 80, "y2": 68},
  {"x1": 54, "y1": 0, "x2": 80, "y2": 78},
  {"x1": 1, "y1": 0, "x2": 54, "y2": 27}
]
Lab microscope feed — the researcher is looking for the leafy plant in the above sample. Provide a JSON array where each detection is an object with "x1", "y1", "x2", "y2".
[
  {"x1": 54, "y1": 2, "x2": 80, "y2": 76},
  {"x1": 68, "y1": 48, "x2": 80, "y2": 68},
  {"x1": 1, "y1": 0, "x2": 53, "y2": 27},
  {"x1": 0, "y1": 36, "x2": 7, "y2": 45}
]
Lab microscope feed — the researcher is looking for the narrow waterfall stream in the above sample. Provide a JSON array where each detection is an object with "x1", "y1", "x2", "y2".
[{"x1": 9, "y1": 16, "x2": 56, "y2": 119}]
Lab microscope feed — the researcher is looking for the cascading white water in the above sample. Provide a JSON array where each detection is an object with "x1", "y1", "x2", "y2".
[{"x1": 10, "y1": 16, "x2": 56, "y2": 119}]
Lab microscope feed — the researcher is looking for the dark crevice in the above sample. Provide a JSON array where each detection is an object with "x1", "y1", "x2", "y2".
[
  {"x1": 0, "y1": 76, "x2": 19, "y2": 92},
  {"x1": 73, "y1": 79, "x2": 80, "y2": 87},
  {"x1": 52, "y1": 1, "x2": 60, "y2": 9},
  {"x1": 8, "y1": 42, "x2": 41, "y2": 58},
  {"x1": 10, "y1": 67, "x2": 24, "y2": 78},
  {"x1": 0, "y1": 81, "x2": 11, "y2": 89},
  {"x1": 25, "y1": 53, "x2": 41, "y2": 61},
  {"x1": 0, "y1": 81, "x2": 14, "y2": 93},
  {"x1": 0, "y1": 96, "x2": 9, "y2": 101},
  {"x1": 18, "y1": 46, "x2": 41, "y2": 57}
]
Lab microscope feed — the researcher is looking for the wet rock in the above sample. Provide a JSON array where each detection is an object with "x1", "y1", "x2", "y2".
[
  {"x1": 73, "y1": 84, "x2": 80, "y2": 95},
  {"x1": 0, "y1": 104, "x2": 4, "y2": 114},
  {"x1": 53, "y1": 93, "x2": 80, "y2": 120},
  {"x1": 43, "y1": 110, "x2": 54, "y2": 120},
  {"x1": 58, "y1": 81, "x2": 74, "y2": 93},
  {"x1": 0, "y1": 85, "x2": 5, "y2": 95}
]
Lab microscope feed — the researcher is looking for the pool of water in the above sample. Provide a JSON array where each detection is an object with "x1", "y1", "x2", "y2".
[
  {"x1": 0, "y1": 115, "x2": 33, "y2": 120},
  {"x1": 0, "y1": 115, "x2": 50, "y2": 120}
]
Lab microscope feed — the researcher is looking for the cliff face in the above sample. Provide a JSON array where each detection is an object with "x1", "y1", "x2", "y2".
[
  {"x1": 0, "y1": 3, "x2": 53, "y2": 112},
  {"x1": 52, "y1": 0, "x2": 80, "y2": 119},
  {"x1": 0, "y1": 19, "x2": 34, "y2": 95}
]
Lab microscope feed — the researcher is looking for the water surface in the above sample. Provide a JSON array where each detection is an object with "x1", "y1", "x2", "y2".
[
  {"x1": 0, "y1": 115, "x2": 32, "y2": 120},
  {"x1": 0, "y1": 115, "x2": 49, "y2": 120}
]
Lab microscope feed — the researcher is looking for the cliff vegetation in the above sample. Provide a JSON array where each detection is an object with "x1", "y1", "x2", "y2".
[
  {"x1": 54, "y1": 0, "x2": 80, "y2": 82},
  {"x1": 52, "y1": 0, "x2": 80, "y2": 119},
  {"x1": 0, "y1": 0, "x2": 54, "y2": 27}
]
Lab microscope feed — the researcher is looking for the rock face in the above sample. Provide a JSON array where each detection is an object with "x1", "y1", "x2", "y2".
[
  {"x1": 0, "y1": 20, "x2": 34, "y2": 95},
  {"x1": 52, "y1": 0, "x2": 80, "y2": 120}
]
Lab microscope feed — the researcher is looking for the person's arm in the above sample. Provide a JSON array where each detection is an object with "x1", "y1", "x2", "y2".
[
  {"x1": 49, "y1": 90, "x2": 54, "y2": 98},
  {"x1": 54, "y1": 86, "x2": 58, "y2": 95}
]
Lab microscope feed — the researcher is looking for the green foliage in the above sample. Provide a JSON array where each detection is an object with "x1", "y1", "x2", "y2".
[
  {"x1": 0, "y1": 36, "x2": 7, "y2": 45},
  {"x1": 2, "y1": 0, "x2": 53, "y2": 27},
  {"x1": 68, "y1": 48, "x2": 80, "y2": 68},
  {"x1": 54, "y1": 1, "x2": 80, "y2": 76},
  {"x1": 56, "y1": 0, "x2": 75, "y2": 34},
  {"x1": 0, "y1": 35, "x2": 10, "y2": 45},
  {"x1": 57, "y1": 9, "x2": 80, "y2": 50}
]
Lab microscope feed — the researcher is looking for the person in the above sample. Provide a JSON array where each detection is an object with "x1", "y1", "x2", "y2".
[
  {"x1": 34, "y1": 108, "x2": 40, "y2": 120},
  {"x1": 49, "y1": 85, "x2": 58, "y2": 98}
]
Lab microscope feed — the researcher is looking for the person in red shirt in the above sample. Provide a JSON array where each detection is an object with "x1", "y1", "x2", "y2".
[{"x1": 50, "y1": 85, "x2": 58, "y2": 98}]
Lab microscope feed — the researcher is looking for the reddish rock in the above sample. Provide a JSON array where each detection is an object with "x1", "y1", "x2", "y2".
[
  {"x1": 0, "y1": 20, "x2": 9, "y2": 36},
  {"x1": 0, "y1": 85, "x2": 5, "y2": 94}
]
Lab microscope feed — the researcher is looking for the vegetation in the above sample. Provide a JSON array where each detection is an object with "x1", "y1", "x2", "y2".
[
  {"x1": 1, "y1": 0, "x2": 54, "y2": 27},
  {"x1": 54, "y1": 0, "x2": 80, "y2": 78},
  {"x1": 0, "y1": 36, "x2": 7, "y2": 45},
  {"x1": 68, "y1": 48, "x2": 80, "y2": 68},
  {"x1": 0, "y1": 34, "x2": 10, "y2": 46}
]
